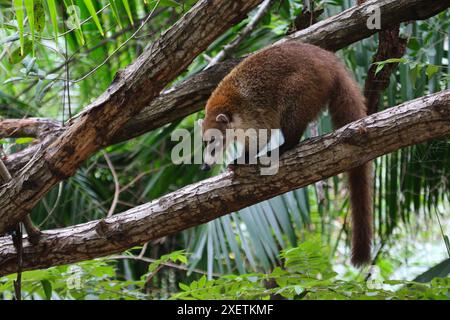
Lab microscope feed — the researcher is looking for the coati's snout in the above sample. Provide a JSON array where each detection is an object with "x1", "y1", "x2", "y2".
[{"x1": 198, "y1": 113, "x2": 230, "y2": 170}]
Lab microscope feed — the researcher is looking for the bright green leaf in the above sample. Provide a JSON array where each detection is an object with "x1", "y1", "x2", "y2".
[
  {"x1": 109, "y1": 0, "x2": 123, "y2": 29},
  {"x1": 24, "y1": 0, "x2": 35, "y2": 55},
  {"x1": 15, "y1": 137, "x2": 35, "y2": 144},
  {"x1": 8, "y1": 39, "x2": 32, "y2": 64},
  {"x1": 83, "y1": 0, "x2": 104, "y2": 36},
  {"x1": 13, "y1": 0, "x2": 25, "y2": 55},
  {"x1": 47, "y1": 0, "x2": 59, "y2": 41},
  {"x1": 425, "y1": 64, "x2": 439, "y2": 79},
  {"x1": 121, "y1": 0, "x2": 134, "y2": 25},
  {"x1": 41, "y1": 280, "x2": 52, "y2": 300},
  {"x1": 34, "y1": 0, "x2": 45, "y2": 32}
]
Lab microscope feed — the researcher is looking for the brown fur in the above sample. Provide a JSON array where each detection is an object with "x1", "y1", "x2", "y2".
[{"x1": 203, "y1": 42, "x2": 373, "y2": 266}]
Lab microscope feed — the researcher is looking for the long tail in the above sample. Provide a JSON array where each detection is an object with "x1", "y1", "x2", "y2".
[{"x1": 328, "y1": 67, "x2": 373, "y2": 267}]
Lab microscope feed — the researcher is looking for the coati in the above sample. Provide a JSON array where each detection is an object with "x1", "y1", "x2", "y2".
[{"x1": 200, "y1": 42, "x2": 372, "y2": 266}]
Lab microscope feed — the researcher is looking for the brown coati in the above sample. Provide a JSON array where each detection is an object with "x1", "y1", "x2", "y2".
[{"x1": 200, "y1": 42, "x2": 373, "y2": 267}]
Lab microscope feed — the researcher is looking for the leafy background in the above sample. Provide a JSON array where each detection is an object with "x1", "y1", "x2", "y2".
[{"x1": 0, "y1": 0, "x2": 449, "y2": 299}]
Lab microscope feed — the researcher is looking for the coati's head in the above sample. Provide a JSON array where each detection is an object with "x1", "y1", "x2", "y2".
[{"x1": 198, "y1": 93, "x2": 235, "y2": 171}]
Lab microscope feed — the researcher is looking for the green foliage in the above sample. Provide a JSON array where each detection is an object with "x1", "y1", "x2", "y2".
[
  {"x1": 0, "y1": 249, "x2": 190, "y2": 300},
  {"x1": 173, "y1": 238, "x2": 450, "y2": 300},
  {"x1": 0, "y1": 259, "x2": 146, "y2": 300},
  {"x1": 2, "y1": 243, "x2": 448, "y2": 300}
]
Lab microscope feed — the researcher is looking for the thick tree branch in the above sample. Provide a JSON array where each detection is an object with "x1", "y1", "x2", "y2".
[
  {"x1": 0, "y1": 0, "x2": 263, "y2": 235},
  {"x1": 0, "y1": 90, "x2": 448, "y2": 276}
]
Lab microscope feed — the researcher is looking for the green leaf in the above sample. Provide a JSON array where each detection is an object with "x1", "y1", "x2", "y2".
[
  {"x1": 159, "y1": 0, "x2": 181, "y2": 7},
  {"x1": 374, "y1": 58, "x2": 408, "y2": 75},
  {"x1": 34, "y1": 0, "x2": 45, "y2": 32},
  {"x1": 24, "y1": 0, "x2": 35, "y2": 55},
  {"x1": 425, "y1": 64, "x2": 439, "y2": 79},
  {"x1": 198, "y1": 275, "x2": 206, "y2": 288},
  {"x1": 13, "y1": 0, "x2": 25, "y2": 55},
  {"x1": 444, "y1": 235, "x2": 450, "y2": 258},
  {"x1": 8, "y1": 39, "x2": 32, "y2": 64},
  {"x1": 47, "y1": 0, "x2": 59, "y2": 41},
  {"x1": 41, "y1": 279, "x2": 52, "y2": 300},
  {"x1": 15, "y1": 137, "x2": 35, "y2": 144},
  {"x1": 413, "y1": 259, "x2": 450, "y2": 283},
  {"x1": 179, "y1": 283, "x2": 190, "y2": 291},
  {"x1": 121, "y1": 0, "x2": 134, "y2": 25},
  {"x1": 67, "y1": 1, "x2": 85, "y2": 45},
  {"x1": 83, "y1": 0, "x2": 104, "y2": 36},
  {"x1": 109, "y1": 0, "x2": 123, "y2": 29},
  {"x1": 25, "y1": 56, "x2": 36, "y2": 74},
  {"x1": 278, "y1": 0, "x2": 290, "y2": 20}
]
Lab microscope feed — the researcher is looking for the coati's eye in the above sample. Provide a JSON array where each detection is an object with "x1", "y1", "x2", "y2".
[{"x1": 209, "y1": 137, "x2": 216, "y2": 144}]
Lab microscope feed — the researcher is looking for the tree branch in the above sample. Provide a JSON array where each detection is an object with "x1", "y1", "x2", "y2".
[
  {"x1": 358, "y1": 0, "x2": 408, "y2": 114},
  {"x1": 0, "y1": 0, "x2": 264, "y2": 235},
  {"x1": 0, "y1": 118, "x2": 62, "y2": 140},
  {"x1": 0, "y1": 90, "x2": 448, "y2": 276},
  {"x1": 206, "y1": 0, "x2": 276, "y2": 67}
]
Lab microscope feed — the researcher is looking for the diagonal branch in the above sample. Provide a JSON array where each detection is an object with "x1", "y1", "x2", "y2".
[
  {"x1": 0, "y1": 0, "x2": 264, "y2": 235},
  {"x1": 0, "y1": 90, "x2": 448, "y2": 276},
  {"x1": 206, "y1": 0, "x2": 276, "y2": 67},
  {"x1": 0, "y1": 118, "x2": 62, "y2": 140}
]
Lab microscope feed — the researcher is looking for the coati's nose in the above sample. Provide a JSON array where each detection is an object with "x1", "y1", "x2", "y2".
[{"x1": 201, "y1": 163, "x2": 211, "y2": 171}]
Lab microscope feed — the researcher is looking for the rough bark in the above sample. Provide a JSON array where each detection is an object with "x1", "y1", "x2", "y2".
[
  {"x1": 0, "y1": 0, "x2": 263, "y2": 235},
  {"x1": 364, "y1": 26, "x2": 408, "y2": 115},
  {"x1": 0, "y1": 90, "x2": 448, "y2": 276},
  {"x1": 0, "y1": 118, "x2": 62, "y2": 139}
]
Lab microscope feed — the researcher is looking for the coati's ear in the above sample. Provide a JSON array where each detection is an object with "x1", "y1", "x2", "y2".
[
  {"x1": 197, "y1": 119, "x2": 204, "y2": 128},
  {"x1": 216, "y1": 113, "x2": 230, "y2": 123}
]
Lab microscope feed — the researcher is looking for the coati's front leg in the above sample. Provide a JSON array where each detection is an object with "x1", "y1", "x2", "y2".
[
  {"x1": 227, "y1": 125, "x2": 305, "y2": 171},
  {"x1": 274, "y1": 125, "x2": 306, "y2": 156}
]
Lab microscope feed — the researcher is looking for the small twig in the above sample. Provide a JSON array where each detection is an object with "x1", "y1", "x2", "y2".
[
  {"x1": 0, "y1": 158, "x2": 11, "y2": 181},
  {"x1": 103, "y1": 151, "x2": 120, "y2": 217},
  {"x1": 12, "y1": 224, "x2": 23, "y2": 300},
  {"x1": 0, "y1": 118, "x2": 62, "y2": 140},
  {"x1": 138, "y1": 242, "x2": 148, "y2": 259},
  {"x1": 206, "y1": 0, "x2": 275, "y2": 68},
  {"x1": 38, "y1": 182, "x2": 64, "y2": 228}
]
